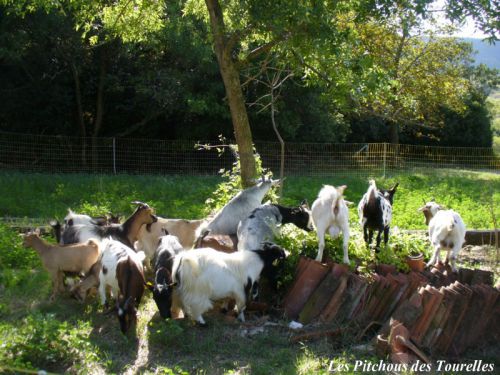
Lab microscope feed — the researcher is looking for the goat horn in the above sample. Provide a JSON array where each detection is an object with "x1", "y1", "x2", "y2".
[{"x1": 131, "y1": 201, "x2": 149, "y2": 208}]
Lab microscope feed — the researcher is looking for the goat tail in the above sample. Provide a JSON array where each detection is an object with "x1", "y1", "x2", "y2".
[
  {"x1": 447, "y1": 221, "x2": 455, "y2": 233},
  {"x1": 368, "y1": 179, "x2": 377, "y2": 198}
]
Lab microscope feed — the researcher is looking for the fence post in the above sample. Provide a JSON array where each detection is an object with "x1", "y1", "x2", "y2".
[
  {"x1": 112, "y1": 138, "x2": 116, "y2": 174},
  {"x1": 383, "y1": 142, "x2": 387, "y2": 178}
]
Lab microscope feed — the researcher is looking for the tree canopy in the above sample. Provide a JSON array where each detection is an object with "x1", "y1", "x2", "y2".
[{"x1": 0, "y1": 0, "x2": 498, "y2": 166}]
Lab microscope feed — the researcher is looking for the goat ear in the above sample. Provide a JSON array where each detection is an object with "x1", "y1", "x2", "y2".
[
  {"x1": 337, "y1": 185, "x2": 347, "y2": 195},
  {"x1": 391, "y1": 183, "x2": 399, "y2": 192},
  {"x1": 162, "y1": 228, "x2": 169, "y2": 236},
  {"x1": 300, "y1": 199, "x2": 310, "y2": 209}
]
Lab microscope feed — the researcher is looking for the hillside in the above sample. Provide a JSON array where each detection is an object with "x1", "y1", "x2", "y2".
[{"x1": 464, "y1": 38, "x2": 500, "y2": 69}]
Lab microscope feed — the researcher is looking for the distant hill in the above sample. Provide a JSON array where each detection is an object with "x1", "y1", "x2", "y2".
[{"x1": 462, "y1": 38, "x2": 500, "y2": 69}]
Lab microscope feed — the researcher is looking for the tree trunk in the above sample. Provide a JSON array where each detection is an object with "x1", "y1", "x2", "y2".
[
  {"x1": 205, "y1": 0, "x2": 257, "y2": 188},
  {"x1": 70, "y1": 61, "x2": 87, "y2": 168},
  {"x1": 92, "y1": 47, "x2": 107, "y2": 169},
  {"x1": 389, "y1": 122, "x2": 399, "y2": 144}
]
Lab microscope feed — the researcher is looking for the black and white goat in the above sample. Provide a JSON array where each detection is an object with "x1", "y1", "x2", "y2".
[
  {"x1": 311, "y1": 185, "x2": 350, "y2": 264},
  {"x1": 201, "y1": 176, "x2": 280, "y2": 238},
  {"x1": 98, "y1": 238, "x2": 146, "y2": 333},
  {"x1": 61, "y1": 202, "x2": 157, "y2": 249},
  {"x1": 237, "y1": 201, "x2": 313, "y2": 251},
  {"x1": 170, "y1": 242, "x2": 286, "y2": 325},
  {"x1": 146, "y1": 231, "x2": 184, "y2": 319},
  {"x1": 419, "y1": 201, "x2": 466, "y2": 272},
  {"x1": 357, "y1": 180, "x2": 398, "y2": 250}
]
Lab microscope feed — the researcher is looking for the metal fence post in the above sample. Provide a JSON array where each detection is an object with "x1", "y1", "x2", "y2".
[
  {"x1": 383, "y1": 142, "x2": 387, "y2": 178},
  {"x1": 113, "y1": 137, "x2": 116, "y2": 174}
]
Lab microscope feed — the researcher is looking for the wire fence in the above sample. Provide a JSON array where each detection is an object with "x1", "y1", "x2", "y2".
[{"x1": 0, "y1": 130, "x2": 498, "y2": 176}]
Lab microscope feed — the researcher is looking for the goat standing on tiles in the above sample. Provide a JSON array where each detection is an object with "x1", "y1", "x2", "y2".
[
  {"x1": 312, "y1": 185, "x2": 350, "y2": 264},
  {"x1": 199, "y1": 176, "x2": 280, "y2": 241},
  {"x1": 98, "y1": 238, "x2": 146, "y2": 333},
  {"x1": 237, "y1": 201, "x2": 313, "y2": 252},
  {"x1": 358, "y1": 180, "x2": 398, "y2": 251},
  {"x1": 419, "y1": 201, "x2": 466, "y2": 272}
]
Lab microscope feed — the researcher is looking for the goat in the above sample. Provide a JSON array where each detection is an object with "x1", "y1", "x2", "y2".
[
  {"x1": 22, "y1": 229, "x2": 101, "y2": 300},
  {"x1": 237, "y1": 201, "x2": 313, "y2": 251},
  {"x1": 70, "y1": 259, "x2": 102, "y2": 302},
  {"x1": 61, "y1": 202, "x2": 157, "y2": 249},
  {"x1": 311, "y1": 185, "x2": 350, "y2": 264},
  {"x1": 202, "y1": 176, "x2": 279, "y2": 237},
  {"x1": 358, "y1": 180, "x2": 398, "y2": 250},
  {"x1": 136, "y1": 217, "x2": 206, "y2": 265},
  {"x1": 146, "y1": 232, "x2": 184, "y2": 319},
  {"x1": 170, "y1": 242, "x2": 286, "y2": 325},
  {"x1": 98, "y1": 238, "x2": 146, "y2": 333},
  {"x1": 51, "y1": 210, "x2": 120, "y2": 244},
  {"x1": 419, "y1": 201, "x2": 466, "y2": 272}
]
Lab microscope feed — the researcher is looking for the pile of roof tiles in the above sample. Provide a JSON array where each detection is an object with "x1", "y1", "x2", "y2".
[{"x1": 283, "y1": 257, "x2": 499, "y2": 357}]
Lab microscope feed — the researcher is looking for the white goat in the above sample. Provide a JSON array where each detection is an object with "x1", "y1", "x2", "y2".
[
  {"x1": 203, "y1": 177, "x2": 279, "y2": 237},
  {"x1": 171, "y1": 242, "x2": 286, "y2": 325},
  {"x1": 419, "y1": 201, "x2": 466, "y2": 272},
  {"x1": 64, "y1": 209, "x2": 94, "y2": 226},
  {"x1": 237, "y1": 202, "x2": 312, "y2": 251},
  {"x1": 311, "y1": 185, "x2": 350, "y2": 264}
]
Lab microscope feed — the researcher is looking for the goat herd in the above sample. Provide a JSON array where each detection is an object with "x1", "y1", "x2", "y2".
[{"x1": 21, "y1": 177, "x2": 466, "y2": 334}]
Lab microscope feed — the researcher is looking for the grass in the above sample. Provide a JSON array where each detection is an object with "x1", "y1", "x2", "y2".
[
  {"x1": 0, "y1": 170, "x2": 499, "y2": 374},
  {"x1": 0, "y1": 169, "x2": 499, "y2": 229}
]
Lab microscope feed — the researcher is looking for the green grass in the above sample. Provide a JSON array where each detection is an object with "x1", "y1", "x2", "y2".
[
  {"x1": 0, "y1": 170, "x2": 499, "y2": 373},
  {"x1": 0, "y1": 170, "x2": 499, "y2": 229}
]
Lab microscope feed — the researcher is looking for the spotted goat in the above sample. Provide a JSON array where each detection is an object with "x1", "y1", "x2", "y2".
[{"x1": 358, "y1": 180, "x2": 398, "y2": 250}]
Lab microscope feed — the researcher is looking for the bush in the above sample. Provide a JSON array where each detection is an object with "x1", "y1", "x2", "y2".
[
  {"x1": 0, "y1": 224, "x2": 39, "y2": 269},
  {"x1": 0, "y1": 313, "x2": 103, "y2": 373}
]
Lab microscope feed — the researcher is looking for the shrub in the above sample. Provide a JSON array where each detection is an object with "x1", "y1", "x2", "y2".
[
  {"x1": 0, "y1": 313, "x2": 103, "y2": 373},
  {"x1": 0, "y1": 224, "x2": 39, "y2": 269}
]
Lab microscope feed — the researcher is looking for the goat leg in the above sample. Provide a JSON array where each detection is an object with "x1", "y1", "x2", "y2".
[
  {"x1": 375, "y1": 230, "x2": 383, "y2": 252},
  {"x1": 383, "y1": 226, "x2": 390, "y2": 245}
]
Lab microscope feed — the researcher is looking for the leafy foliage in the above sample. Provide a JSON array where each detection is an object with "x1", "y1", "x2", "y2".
[
  {"x1": 0, "y1": 313, "x2": 103, "y2": 372},
  {"x1": 0, "y1": 224, "x2": 39, "y2": 270}
]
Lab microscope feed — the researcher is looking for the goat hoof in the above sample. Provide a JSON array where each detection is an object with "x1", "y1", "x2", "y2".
[{"x1": 196, "y1": 322, "x2": 208, "y2": 328}]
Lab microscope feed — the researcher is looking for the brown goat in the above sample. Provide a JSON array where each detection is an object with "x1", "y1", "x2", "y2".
[
  {"x1": 22, "y1": 230, "x2": 101, "y2": 300},
  {"x1": 70, "y1": 259, "x2": 102, "y2": 302},
  {"x1": 136, "y1": 217, "x2": 207, "y2": 264}
]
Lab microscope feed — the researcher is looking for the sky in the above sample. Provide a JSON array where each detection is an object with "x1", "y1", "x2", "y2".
[
  {"x1": 431, "y1": 0, "x2": 489, "y2": 39},
  {"x1": 451, "y1": 19, "x2": 488, "y2": 39}
]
